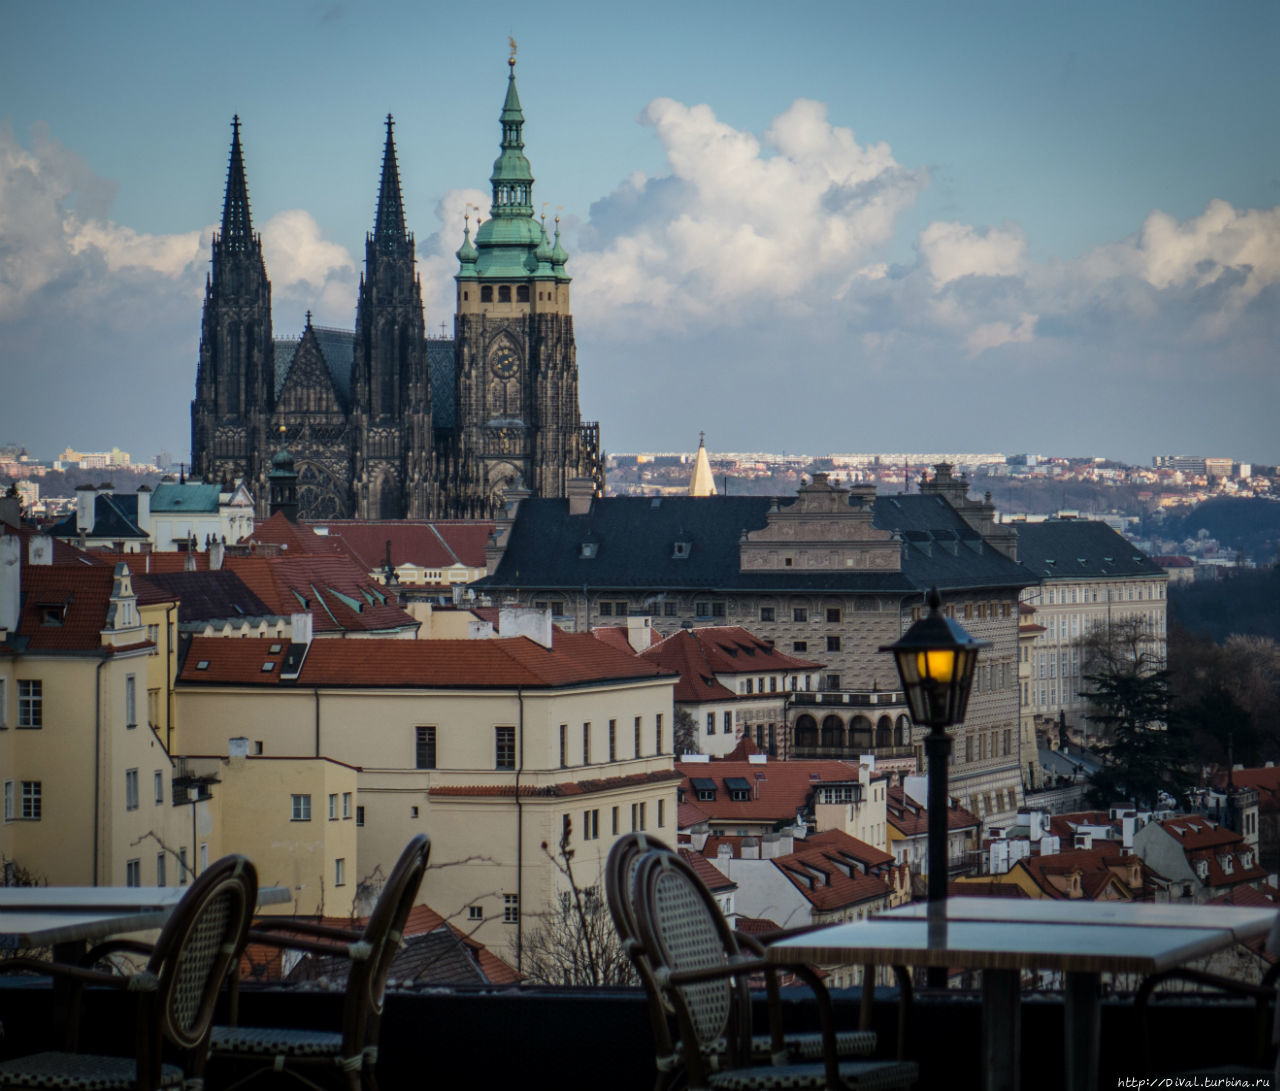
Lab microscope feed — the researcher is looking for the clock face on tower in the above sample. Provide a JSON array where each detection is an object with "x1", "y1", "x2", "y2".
[{"x1": 489, "y1": 344, "x2": 520, "y2": 379}]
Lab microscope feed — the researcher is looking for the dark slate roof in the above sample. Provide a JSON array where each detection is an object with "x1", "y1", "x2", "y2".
[
  {"x1": 273, "y1": 327, "x2": 354, "y2": 410},
  {"x1": 1013, "y1": 520, "x2": 1165, "y2": 581},
  {"x1": 136, "y1": 570, "x2": 275, "y2": 624},
  {"x1": 427, "y1": 338, "x2": 456, "y2": 428},
  {"x1": 48, "y1": 494, "x2": 146, "y2": 540},
  {"x1": 481, "y1": 494, "x2": 1031, "y2": 594}
]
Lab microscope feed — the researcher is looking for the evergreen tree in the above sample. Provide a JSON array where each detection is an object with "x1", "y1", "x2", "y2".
[{"x1": 1083, "y1": 667, "x2": 1194, "y2": 809}]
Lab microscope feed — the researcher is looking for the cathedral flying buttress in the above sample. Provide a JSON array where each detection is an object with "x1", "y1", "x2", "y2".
[{"x1": 190, "y1": 56, "x2": 602, "y2": 521}]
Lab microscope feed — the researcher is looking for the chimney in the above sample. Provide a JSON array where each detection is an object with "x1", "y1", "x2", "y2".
[
  {"x1": 290, "y1": 611, "x2": 313, "y2": 646},
  {"x1": 498, "y1": 605, "x2": 553, "y2": 650},
  {"x1": 0, "y1": 489, "x2": 19, "y2": 529},
  {"x1": 625, "y1": 614, "x2": 651, "y2": 653},
  {"x1": 135, "y1": 485, "x2": 151, "y2": 534},
  {"x1": 567, "y1": 477, "x2": 594, "y2": 517},
  {"x1": 76, "y1": 484, "x2": 97, "y2": 534},
  {"x1": 28, "y1": 535, "x2": 52, "y2": 566},
  {"x1": 209, "y1": 537, "x2": 225, "y2": 571},
  {"x1": 0, "y1": 534, "x2": 19, "y2": 633}
]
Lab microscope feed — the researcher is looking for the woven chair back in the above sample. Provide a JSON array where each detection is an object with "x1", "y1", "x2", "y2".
[
  {"x1": 343, "y1": 834, "x2": 430, "y2": 1047},
  {"x1": 151, "y1": 855, "x2": 258, "y2": 1052},
  {"x1": 632, "y1": 850, "x2": 751, "y2": 1080}
]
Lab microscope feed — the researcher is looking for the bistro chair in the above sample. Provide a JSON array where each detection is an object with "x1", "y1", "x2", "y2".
[
  {"x1": 209, "y1": 834, "x2": 430, "y2": 1091},
  {"x1": 0, "y1": 853, "x2": 258, "y2": 1090},
  {"x1": 629, "y1": 847, "x2": 918, "y2": 1090},
  {"x1": 1136, "y1": 962, "x2": 1280, "y2": 1079},
  {"x1": 606, "y1": 834, "x2": 913, "y2": 1091}
]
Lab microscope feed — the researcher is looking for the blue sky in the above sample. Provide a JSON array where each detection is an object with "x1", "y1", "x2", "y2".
[{"x1": 2, "y1": 0, "x2": 1277, "y2": 466}]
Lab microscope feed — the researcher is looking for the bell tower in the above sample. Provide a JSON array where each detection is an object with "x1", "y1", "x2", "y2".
[{"x1": 450, "y1": 50, "x2": 602, "y2": 516}]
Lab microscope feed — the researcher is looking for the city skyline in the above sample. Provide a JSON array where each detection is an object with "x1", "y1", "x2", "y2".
[{"x1": 2, "y1": 0, "x2": 1278, "y2": 466}]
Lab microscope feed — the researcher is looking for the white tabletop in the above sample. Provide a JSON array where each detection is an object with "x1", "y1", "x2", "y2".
[
  {"x1": 877, "y1": 897, "x2": 1276, "y2": 942},
  {"x1": 0, "y1": 885, "x2": 291, "y2": 950},
  {"x1": 765, "y1": 916, "x2": 1237, "y2": 975}
]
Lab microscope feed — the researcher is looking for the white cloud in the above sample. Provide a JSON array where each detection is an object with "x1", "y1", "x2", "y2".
[
  {"x1": 965, "y1": 313, "x2": 1037, "y2": 356},
  {"x1": 573, "y1": 97, "x2": 927, "y2": 328},
  {"x1": 918, "y1": 221, "x2": 1026, "y2": 288}
]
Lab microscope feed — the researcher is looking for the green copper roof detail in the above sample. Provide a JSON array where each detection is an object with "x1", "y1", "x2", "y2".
[
  {"x1": 550, "y1": 219, "x2": 570, "y2": 275},
  {"x1": 501, "y1": 61, "x2": 524, "y2": 122}
]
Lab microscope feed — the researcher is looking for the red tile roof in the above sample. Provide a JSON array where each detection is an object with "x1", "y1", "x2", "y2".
[
  {"x1": 771, "y1": 832, "x2": 894, "y2": 912},
  {"x1": 4, "y1": 525, "x2": 106, "y2": 568},
  {"x1": 301, "y1": 519, "x2": 493, "y2": 572},
  {"x1": 250, "y1": 512, "x2": 350, "y2": 556},
  {"x1": 590, "y1": 625, "x2": 661, "y2": 654},
  {"x1": 640, "y1": 627, "x2": 823, "y2": 702},
  {"x1": 886, "y1": 785, "x2": 981, "y2": 837},
  {"x1": 678, "y1": 801, "x2": 711, "y2": 828},
  {"x1": 1014, "y1": 847, "x2": 1158, "y2": 901},
  {"x1": 675, "y1": 758, "x2": 866, "y2": 824},
  {"x1": 679, "y1": 848, "x2": 735, "y2": 892},
  {"x1": 1214, "y1": 767, "x2": 1280, "y2": 813},
  {"x1": 117, "y1": 551, "x2": 211, "y2": 575},
  {"x1": 222, "y1": 554, "x2": 417, "y2": 634},
  {"x1": 13, "y1": 565, "x2": 119, "y2": 652},
  {"x1": 1157, "y1": 815, "x2": 1269, "y2": 889},
  {"x1": 239, "y1": 903, "x2": 517, "y2": 985},
  {"x1": 1046, "y1": 811, "x2": 1115, "y2": 840},
  {"x1": 180, "y1": 630, "x2": 677, "y2": 690}
]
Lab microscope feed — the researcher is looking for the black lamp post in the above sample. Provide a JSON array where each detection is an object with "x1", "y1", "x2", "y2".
[{"x1": 881, "y1": 588, "x2": 987, "y2": 907}]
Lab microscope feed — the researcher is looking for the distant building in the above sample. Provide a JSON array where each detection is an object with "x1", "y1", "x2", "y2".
[
  {"x1": 1012, "y1": 518, "x2": 1167, "y2": 735},
  {"x1": 1132, "y1": 815, "x2": 1267, "y2": 903}
]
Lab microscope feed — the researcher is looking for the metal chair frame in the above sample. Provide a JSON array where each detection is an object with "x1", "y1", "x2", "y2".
[
  {"x1": 629, "y1": 847, "x2": 917, "y2": 1090},
  {"x1": 211, "y1": 834, "x2": 431, "y2": 1091},
  {"x1": 0, "y1": 854, "x2": 258, "y2": 1090}
]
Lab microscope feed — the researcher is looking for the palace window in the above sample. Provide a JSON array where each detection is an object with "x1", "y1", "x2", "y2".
[
  {"x1": 495, "y1": 726, "x2": 516, "y2": 770},
  {"x1": 416, "y1": 726, "x2": 437, "y2": 769},
  {"x1": 18, "y1": 681, "x2": 41, "y2": 729}
]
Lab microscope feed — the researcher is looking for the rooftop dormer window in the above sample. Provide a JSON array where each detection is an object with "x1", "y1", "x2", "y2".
[
  {"x1": 672, "y1": 539, "x2": 691, "y2": 559},
  {"x1": 726, "y1": 777, "x2": 751, "y2": 802},
  {"x1": 692, "y1": 777, "x2": 716, "y2": 803},
  {"x1": 580, "y1": 541, "x2": 598, "y2": 559},
  {"x1": 39, "y1": 604, "x2": 65, "y2": 626}
]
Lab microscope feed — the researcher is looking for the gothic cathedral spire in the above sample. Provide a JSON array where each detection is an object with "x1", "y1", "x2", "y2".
[
  {"x1": 351, "y1": 114, "x2": 432, "y2": 519},
  {"x1": 373, "y1": 114, "x2": 408, "y2": 251},
  {"x1": 219, "y1": 115, "x2": 254, "y2": 250},
  {"x1": 192, "y1": 116, "x2": 274, "y2": 515}
]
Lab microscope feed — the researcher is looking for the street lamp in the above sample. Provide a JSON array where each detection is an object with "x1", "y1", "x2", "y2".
[{"x1": 881, "y1": 588, "x2": 987, "y2": 907}]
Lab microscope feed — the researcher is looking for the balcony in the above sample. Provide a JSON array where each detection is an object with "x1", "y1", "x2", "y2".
[
  {"x1": 0, "y1": 977, "x2": 1262, "y2": 1090},
  {"x1": 792, "y1": 744, "x2": 916, "y2": 761}
]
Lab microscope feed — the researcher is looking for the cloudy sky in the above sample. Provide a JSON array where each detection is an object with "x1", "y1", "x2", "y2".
[{"x1": 2, "y1": 0, "x2": 1277, "y2": 466}]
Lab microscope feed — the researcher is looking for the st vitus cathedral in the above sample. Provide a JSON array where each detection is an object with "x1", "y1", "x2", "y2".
[{"x1": 191, "y1": 56, "x2": 603, "y2": 519}]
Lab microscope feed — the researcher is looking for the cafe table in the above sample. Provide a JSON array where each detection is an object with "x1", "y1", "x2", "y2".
[
  {"x1": 0, "y1": 883, "x2": 292, "y2": 1041},
  {"x1": 764, "y1": 897, "x2": 1274, "y2": 1091}
]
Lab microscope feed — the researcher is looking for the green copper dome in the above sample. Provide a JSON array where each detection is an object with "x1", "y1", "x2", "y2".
[{"x1": 458, "y1": 57, "x2": 570, "y2": 283}]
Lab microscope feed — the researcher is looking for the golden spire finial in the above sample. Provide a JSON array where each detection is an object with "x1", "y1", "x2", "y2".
[{"x1": 508, "y1": 36, "x2": 517, "y2": 66}]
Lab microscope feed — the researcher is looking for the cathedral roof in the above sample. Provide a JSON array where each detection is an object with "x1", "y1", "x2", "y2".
[{"x1": 218, "y1": 116, "x2": 255, "y2": 254}]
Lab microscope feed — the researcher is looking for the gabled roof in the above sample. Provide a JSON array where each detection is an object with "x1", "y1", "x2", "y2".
[
  {"x1": 771, "y1": 831, "x2": 894, "y2": 912},
  {"x1": 48, "y1": 493, "x2": 146, "y2": 541},
  {"x1": 301, "y1": 519, "x2": 493, "y2": 573},
  {"x1": 222, "y1": 553, "x2": 416, "y2": 635},
  {"x1": 1014, "y1": 847, "x2": 1157, "y2": 901},
  {"x1": 244, "y1": 903, "x2": 517, "y2": 986},
  {"x1": 481, "y1": 494, "x2": 1032, "y2": 594},
  {"x1": 250, "y1": 512, "x2": 350, "y2": 556},
  {"x1": 1013, "y1": 519, "x2": 1165, "y2": 581},
  {"x1": 11, "y1": 564, "x2": 120, "y2": 652},
  {"x1": 4, "y1": 525, "x2": 104, "y2": 568},
  {"x1": 1155, "y1": 815, "x2": 1269, "y2": 888},
  {"x1": 640, "y1": 627, "x2": 823, "y2": 703},
  {"x1": 180, "y1": 630, "x2": 675, "y2": 690},
  {"x1": 886, "y1": 785, "x2": 981, "y2": 837},
  {"x1": 678, "y1": 848, "x2": 735, "y2": 893},
  {"x1": 675, "y1": 759, "x2": 865, "y2": 824},
  {"x1": 590, "y1": 625, "x2": 662, "y2": 654}
]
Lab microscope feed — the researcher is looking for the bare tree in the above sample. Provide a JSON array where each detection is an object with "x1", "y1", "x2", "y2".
[{"x1": 518, "y1": 824, "x2": 635, "y2": 987}]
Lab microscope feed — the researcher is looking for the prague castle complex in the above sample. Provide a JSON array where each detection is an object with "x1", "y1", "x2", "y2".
[{"x1": 191, "y1": 57, "x2": 602, "y2": 519}]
